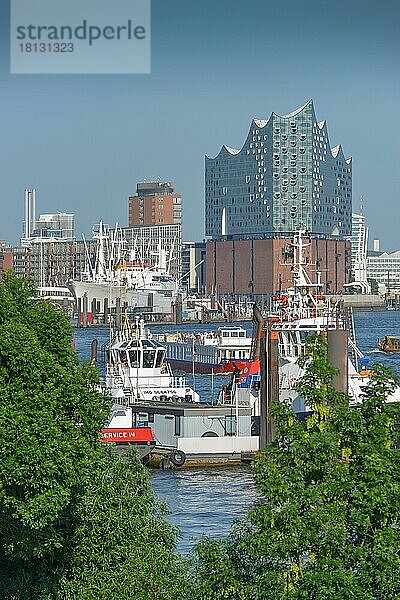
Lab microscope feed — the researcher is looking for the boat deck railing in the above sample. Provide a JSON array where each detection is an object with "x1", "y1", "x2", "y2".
[{"x1": 108, "y1": 374, "x2": 188, "y2": 389}]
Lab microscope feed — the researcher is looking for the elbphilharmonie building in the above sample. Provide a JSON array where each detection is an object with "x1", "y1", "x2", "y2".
[{"x1": 205, "y1": 99, "x2": 352, "y2": 240}]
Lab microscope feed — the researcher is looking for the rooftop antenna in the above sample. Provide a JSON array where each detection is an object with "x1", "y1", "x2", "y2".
[{"x1": 360, "y1": 194, "x2": 364, "y2": 215}]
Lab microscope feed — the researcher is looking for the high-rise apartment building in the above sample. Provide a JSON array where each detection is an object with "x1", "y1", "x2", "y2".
[
  {"x1": 128, "y1": 181, "x2": 182, "y2": 227},
  {"x1": 205, "y1": 99, "x2": 352, "y2": 239}
]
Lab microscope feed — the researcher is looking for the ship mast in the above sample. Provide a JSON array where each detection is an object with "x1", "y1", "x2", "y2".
[{"x1": 291, "y1": 228, "x2": 320, "y2": 292}]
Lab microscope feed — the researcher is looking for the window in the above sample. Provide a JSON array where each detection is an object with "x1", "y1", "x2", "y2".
[
  {"x1": 174, "y1": 416, "x2": 181, "y2": 436},
  {"x1": 225, "y1": 415, "x2": 236, "y2": 436},
  {"x1": 142, "y1": 350, "x2": 156, "y2": 368},
  {"x1": 155, "y1": 350, "x2": 164, "y2": 368},
  {"x1": 129, "y1": 350, "x2": 139, "y2": 367}
]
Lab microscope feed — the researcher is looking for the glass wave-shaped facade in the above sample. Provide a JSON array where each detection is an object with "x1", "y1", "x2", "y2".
[{"x1": 205, "y1": 100, "x2": 352, "y2": 239}]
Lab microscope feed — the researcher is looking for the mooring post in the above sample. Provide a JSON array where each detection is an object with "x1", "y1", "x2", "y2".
[
  {"x1": 327, "y1": 329, "x2": 348, "y2": 394},
  {"x1": 82, "y1": 294, "x2": 88, "y2": 328},
  {"x1": 115, "y1": 298, "x2": 121, "y2": 330},
  {"x1": 91, "y1": 339, "x2": 98, "y2": 365},
  {"x1": 77, "y1": 297, "x2": 82, "y2": 326},
  {"x1": 259, "y1": 330, "x2": 267, "y2": 449},
  {"x1": 103, "y1": 297, "x2": 108, "y2": 325},
  {"x1": 267, "y1": 329, "x2": 279, "y2": 443}
]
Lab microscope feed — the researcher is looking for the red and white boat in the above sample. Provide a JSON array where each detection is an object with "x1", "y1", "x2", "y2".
[
  {"x1": 100, "y1": 423, "x2": 155, "y2": 460},
  {"x1": 157, "y1": 325, "x2": 253, "y2": 374}
]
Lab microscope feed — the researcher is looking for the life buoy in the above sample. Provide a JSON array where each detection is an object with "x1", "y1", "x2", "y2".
[{"x1": 170, "y1": 449, "x2": 186, "y2": 467}]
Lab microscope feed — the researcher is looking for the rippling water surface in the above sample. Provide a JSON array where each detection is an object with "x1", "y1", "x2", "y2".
[
  {"x1": 151, "y1": 465, "x2": 257, "y2": 553},
  {"x1": 74, "y1": 311, "x2": 400, "y2": 553}
]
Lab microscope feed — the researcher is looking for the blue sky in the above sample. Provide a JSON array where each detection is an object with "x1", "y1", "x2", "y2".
[{"x1": 1, "y1": 0, "x2": 399, "y2": 249}]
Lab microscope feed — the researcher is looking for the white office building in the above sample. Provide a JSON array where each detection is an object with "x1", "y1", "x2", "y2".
[{"x1": 367, "y1": 250, "x2": 400, "y2": 292}]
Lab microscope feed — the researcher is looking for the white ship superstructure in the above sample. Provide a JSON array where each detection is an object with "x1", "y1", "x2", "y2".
[
  {"x1": 105, "y1": 318, "x2": 200, "y2": 404},
  {"x1": 266, "y1": 230, "x2": 400, "y2": 412}
]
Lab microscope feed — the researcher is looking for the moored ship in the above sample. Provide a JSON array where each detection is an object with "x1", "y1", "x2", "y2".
[
  {"x1": 67, "y1": 221, "x2": 181, "y2": 325},
  {"x1": 156, "y1": 325, "x2": 253, "y2": 374},
  {"x1": 102, "y1": 318, "x2": 260, "y2": 465}
]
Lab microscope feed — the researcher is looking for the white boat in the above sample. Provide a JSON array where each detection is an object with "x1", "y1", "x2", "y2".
[
  {"x1": 67, "y1": 222, "x2": 181, "y2": 325},
  {"x1": 105, "y1": 318, "x2": 200, "y2": 404},
  {"x1": 156, "y1": 325, "x2": 253, "y2": 374},
  {"x1": 102, "y1": 317, "x2": 261, "y2": 465},
  {"x1": 263, "y1": 230, "x2": 400, "y2": 413}
]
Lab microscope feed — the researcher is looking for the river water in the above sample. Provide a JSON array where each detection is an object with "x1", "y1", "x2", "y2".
[{"x1": 74, "y1": 311, "x2": 400, "y2": 553}]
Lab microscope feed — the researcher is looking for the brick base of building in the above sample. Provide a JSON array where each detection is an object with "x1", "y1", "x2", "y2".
[{"x1": 206, "y1": 237, "x2": 351, "y2": 296}]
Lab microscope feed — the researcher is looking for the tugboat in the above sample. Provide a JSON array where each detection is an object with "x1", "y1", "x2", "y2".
[
  {"x1": 377, "y1": 335, "x2": 400, "y2": 353},
  {"x1": 104, "y1": 317, "x2": 200, "y2": 404}
]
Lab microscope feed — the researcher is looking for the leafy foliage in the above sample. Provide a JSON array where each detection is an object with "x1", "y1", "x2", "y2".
[
  {"x1": 56, "y1": 447, "x2": 187, "y2": 600},
  {"x1": 0, "y1": 274, "x2": 186, "y2": 599},
  {"x1": 191, "y1": 335, "x2": 400, "y2": 599}
]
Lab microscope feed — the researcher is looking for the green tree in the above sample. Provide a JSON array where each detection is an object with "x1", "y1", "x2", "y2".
[
  {"x1": 56, "y1": 447, "x2": 187, "y2": 600},
  {"x1": 191, "y1": 335, "x2": 400, "y2": 599},
  {"x1": 0, "y1": 274, "x2": 186, "y2": 599}
]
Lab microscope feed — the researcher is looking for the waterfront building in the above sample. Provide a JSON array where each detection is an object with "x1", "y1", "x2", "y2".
[
  {"x1": 206, "y1": 236, "x2": 351, "y2": 297},
  {"x1": 181, "y1": 241, "x2": 206, "y2": 293},
  {"x1": 205, "y1": 99, "x2": 352, "y2": 239},
  {"x1": 11, "y1": 239, "x2": 95, "y2": 288},
  {"x1": 128, "y1": 181, "x2": 182, "y2": 227},
  {"x1": 126, "y1": 181, "x2": 183, "y2": 281},
  {"x1": 204, "y1": 100, "x2": 352, "y2": 297},
  {"x1": 0, "y1": 241, "x2": 13, "y2": 279},
  {"x1": 367, "y1": 249, "x2": 400, "y2": 292}
]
